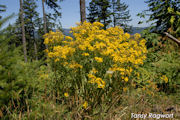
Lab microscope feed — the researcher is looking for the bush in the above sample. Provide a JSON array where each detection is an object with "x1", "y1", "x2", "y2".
[{"x1": 43, "y1": 21, "x2": 148, "y2": 119}]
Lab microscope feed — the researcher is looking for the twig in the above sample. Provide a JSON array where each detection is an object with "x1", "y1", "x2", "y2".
[{"x1": 164, "y1": 32, "x2": 180, "y2": 46}]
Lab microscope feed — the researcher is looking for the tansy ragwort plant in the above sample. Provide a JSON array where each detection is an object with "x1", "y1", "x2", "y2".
[{"x1": 43, "y1": 21, "x2": 147, "y2": 116}]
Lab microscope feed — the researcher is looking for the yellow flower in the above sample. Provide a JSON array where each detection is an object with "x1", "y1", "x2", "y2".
[
  {"x1": 82, "y1": 53, "x2": 89, "y2": 56},
  {"x1": 69, "y1": 63, "x2": 83, "y2": 69},
  {"x1": 83, "y1": 101, "x2": 88, "y2": 109},
  {"x1": 79, "y1": 45, "x2": 86, "y2": 50},
  {"x1": 123, "y1": 87, "x2": 128, "y2": 92},
  {"x1": 124, "y1": 77, "x2": 128, "y2": 82},
  {"x1": 88, "y1": 73, "x2": 96, "y2": 78},
  {"x1": 160, "y1": 75, "x2": 168, "y2": 83},
  {"x1": 91, "y1": 68, "x2": 98, "y2": 74},
  {"x1": 94, "y1": 57, "x2": 103, "y2": 63},
  {"x1": 64, "y1": 92, "x2": 69, "y2": 97},
  {"x1": 54, "y1": 58, "x2": 60, "y2": 62},
  {"x1": 44, "y1": 49, "x2": 49, "y2": 53},
  {"x1": 124, "y1": 33, "x2": 130, "y2": 39},
  {"x1": 96, "y1": 78, "x2": 105, "y2": 89},
  {"x1": 65, "y1": 36, "x2": 73, "y2": 41},
  {"x1": 48, "y1": 52, "x2": 54, "y2": 58},
  {"x1": 134, "y1": 33, "x2": 141, "y2": 39},
  {"x1": 88, "y1": 76, "x2": 105, "y2": 89},
  {"x1": 93, "y1": 22, "x2": 104, "y2": 27}
]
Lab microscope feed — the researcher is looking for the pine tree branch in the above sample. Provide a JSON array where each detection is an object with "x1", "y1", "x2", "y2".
[{"x1": 164, "y1": 32, "x2": 180, "y2": 46}]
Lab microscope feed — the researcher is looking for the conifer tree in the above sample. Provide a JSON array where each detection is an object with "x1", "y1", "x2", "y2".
[
  {"x1": 15, "y1": 0, "x2": 44, "y2": 60},
  {"x1": 41, "y1": 0, "x2": 62, "y2": 50},
  {"x1": 139, "y1": 0, "x2": 180, "y2": 36},
  {"x1": 23, "y1": 0, "x2": 39, "y2": 60},
  {"x1": 98, "y1": 0, "x2": 112, "y2": 29},
  {"x1": 0, "y1": 4, "x2": 6, "y2": 19},
  {"x1": 88, "y1": 0, "x2": 131, "y2": 30},
  {"x1": 0, "y1": 15, "x2": 25, "y2": 113},
  {"x1": 87, "y1": 0, "x2": 98, "y2": 23},
  {"x1": 41, "y1": 0, "x2": 62, "y2": 34},
  {"x1": 87, "y1": 0, "x2": 112, "y2": 29},
  {"x1": 111, "y1": 0, "x2": 132, "y2": 32}
]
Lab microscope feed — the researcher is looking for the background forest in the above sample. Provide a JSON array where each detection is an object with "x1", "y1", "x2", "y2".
[{"x1": 0, "y1": 0, "x2": 180, "y2": 119}]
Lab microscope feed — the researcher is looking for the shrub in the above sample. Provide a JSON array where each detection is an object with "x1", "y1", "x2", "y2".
[{"x1": 43, "y1": 21, "x2": 147, "y2": 118}]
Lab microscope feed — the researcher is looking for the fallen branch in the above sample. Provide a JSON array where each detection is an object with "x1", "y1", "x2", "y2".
[{"x1": 164, "y1": 32, "x2": 180, "y2": 46}]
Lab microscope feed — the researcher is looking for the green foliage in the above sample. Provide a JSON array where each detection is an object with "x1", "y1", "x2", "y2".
[
  {"x1": 140, "y1": 27, "x2": 180, "y2": 94},
  {"x1": 0, "y1": 16, "x2": 42, "y2": 119},
  {"x1": 45, "y1": 0, "x2": 62, "y2": 16},
  {"x1": 138, "y1": 0, "x2": 180, "y2": 36},
  {"x1": 141, "y1": 27, "x2": 160, "y2": 48},
  {"x1": 23, "y1": 0, "x2": 40, "y2": 60},
  {"x1": 0, "y1": 4, "x2": 6, "y2": 19},
  {"x1": 167, "y1": 6, "x2": 180, "y2": 37}
]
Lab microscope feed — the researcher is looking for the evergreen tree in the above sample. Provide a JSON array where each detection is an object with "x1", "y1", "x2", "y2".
[
  {"x1": 41, "y1": 0, "x2": 62, "y2": 34},
  {"x1": 87, "y1": 0, "x2": 131, "y2": 30},
  {"x1": 0, "y1": 4, "x2": 6, "y2": 19},
  {"x1": 41, "y1": 0, "x2": 62, "y2": 50},
  {"x1": 87, "y1": 0, "x2": 98, "y2": 23},
  {"x1": 111, "y1": 0, "x2": 132, "y2": 32},
  {"x1": 0, "y1": 15, "x2": 25, "y2": 115},
  {"x1": 97, "y1": 0, "x2": 112, "y2": 29},
  {"x1": 15, "y1": 0, "x2": 45, "y2": 60},
  {"x1": 139, "y1": 0, "x2": 180, "y2": 36},
  {"x1": 23, "y1": 0, "x2": 40, "y2": 60},
  {"x1": 45, "y1": 0, "x2": 62, "y2": 16},
  {"x1": 87, "y1": 0, "x2": 112, "y2": 29},
  {"x1": 46, "y1": 12, "x2": 62, "y2": 32}
]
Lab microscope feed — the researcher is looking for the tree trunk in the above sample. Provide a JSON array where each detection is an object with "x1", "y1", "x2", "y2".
[
  {"x1": 112, "y1": 0, "x2": 116, "y2": 27},
  {"x1": 42, "y1": 0, "x2": 48, "y2": 49},
  {"x1": 164, "y1": 32, "x2": 180, "y2": 46},
  {"x1": 80, "y1": 0, "x2": 86, "y2": 23},
  {"x1": 34, "y1": 41, "x2": 38, "y2": 60},
  {"x1": 20, "y1": 0, "x2": 27, "y2": 62},
  {"x1": 32, "y1": 28, "x2": 38, "y2": 60}
]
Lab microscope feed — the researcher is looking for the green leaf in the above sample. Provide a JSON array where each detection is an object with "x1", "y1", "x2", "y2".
[
  {"x1": 170, "y1": 16, "x2": 175, "y2": 24},
  {"x1": 176, "y1": 11, "x2": 180, "y2": 16},
  {"x1": 168, "y1": 7, "x2": 174, "y2": 13}
]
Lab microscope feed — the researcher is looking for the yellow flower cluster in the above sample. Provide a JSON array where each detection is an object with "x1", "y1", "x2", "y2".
[
  {"x1": 69, "y1": 61, "x2": 83, "y2": 69},
  {"x1": 160, "y1": 75, "x2": 168, "y2": 83},
  {"x1": 88, "y1": 74, "x2": 105, "y2": 89},
  {"x1": 94, "y1": 57, "x2": 103, "y2": 63},
  {"x1": 90, "y1": 68, "x2": 98, "y2": 74},
  {"x1": 44, "y1": 21, "x2": 147, "y2": 88},
  {"x1": 44, "y1": 31, "x2": 64, "y2": 45},
  {"x1": 82, "y1": 53, "x2": 89, "y2": 56},
  {"x1": 47, "y1": 46, "x2": 75, "y2": 59},
  {"x1": 70, "y1": 22, "x2": 147, "y2": 66}
]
